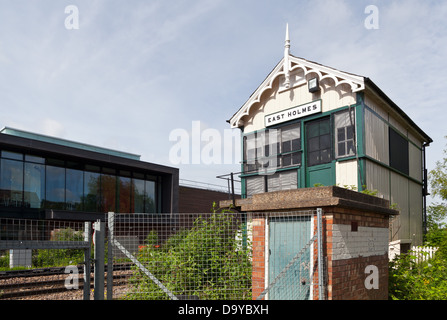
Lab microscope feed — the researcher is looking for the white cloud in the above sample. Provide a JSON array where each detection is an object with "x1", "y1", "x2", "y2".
[{"x1": 40, "y1": 118, "x2": 66, "y2": 138}]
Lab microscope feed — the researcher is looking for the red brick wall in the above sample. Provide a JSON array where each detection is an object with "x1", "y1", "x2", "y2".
[
  {"x1": 179, "y1": 186, "x2": 235, "y2": 213},
  {"x1": 331, "y1": 254, "x2": 388, "y2": 300}
]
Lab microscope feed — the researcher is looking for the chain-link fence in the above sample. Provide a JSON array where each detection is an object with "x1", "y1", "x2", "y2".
[
  {"x1": 1, "y1": 209, "x2": 324, "y2": 300},
  {"x1": 107, "y1": 209, "x2": 324, "y2": 300},
  {"x1": 0, "y1": 218, "x2": 92, "y2": 300},
  {"x1": 107, "y1": 212, "x2": 251, "y2": 300}
]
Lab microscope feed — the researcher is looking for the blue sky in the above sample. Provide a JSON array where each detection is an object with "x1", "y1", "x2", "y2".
[{"x1": 0, "y1": 0, "x2": 446, "y2": 199}]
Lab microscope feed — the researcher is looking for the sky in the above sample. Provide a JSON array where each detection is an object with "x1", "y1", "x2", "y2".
[{"x1": 0, "y1": 0, "x2": 446, "y2": 200}]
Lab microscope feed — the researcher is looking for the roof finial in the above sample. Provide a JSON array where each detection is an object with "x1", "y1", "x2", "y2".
[{"x1": 284, "y1": 23, "x2": 291, "y2": 88}]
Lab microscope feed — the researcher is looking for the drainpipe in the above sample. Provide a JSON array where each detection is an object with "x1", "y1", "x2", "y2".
[{"x1": 422, "y1": 142, "x2": 430, "y2": 236}]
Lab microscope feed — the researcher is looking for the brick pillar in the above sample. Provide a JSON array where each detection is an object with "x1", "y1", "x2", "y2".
[
  {"x1": 220, "y1": 186, "x2": 397, "y2": 300},
  {"x1": 251, "y1": 217, "x2": 266, "y2": 300}
]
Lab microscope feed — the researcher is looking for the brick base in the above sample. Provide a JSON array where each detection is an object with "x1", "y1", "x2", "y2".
[{"x1": 331, "y1": 254, "x2": 388, "y2": 300}]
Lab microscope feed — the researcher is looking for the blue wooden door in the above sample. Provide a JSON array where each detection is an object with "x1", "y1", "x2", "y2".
[{"x1": 268, "y1": 216, "x2": 311, "y2": 300}]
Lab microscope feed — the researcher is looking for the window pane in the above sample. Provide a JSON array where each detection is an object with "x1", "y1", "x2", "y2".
[
  {"x1": 281, "y1": 124, "x2": 300, "y2": 154},
  {"x1": 2, "y1": 151, "x2": 23, "y2": 161},
  {"x1": 334, "y1": 110, "x2": 356, "y2": 158},
  {"x1": 389, "y1": 127, "x2": 409, "y2": 175},
  {"x1": 145, "y1": 180, "x2": 156, "y2": 213},
  {"x1": 66, "y1": 168, "x2": 83, "y2": 211},
  {"x1": 282, "y1": 154, "x2": 291, "y2": 167},
  {"x1": 292, "y1": 152, "x2": 301, "y2": 166},
  {"x1": 308, "y1": 137, "x2": 320, "y2": 152},
  {"x1": 101, "y1": 174, "x2": 116, "y2": 212},
  {"x1": 133, "y1": 178, "x2": 145, "y2": 213},
  {"x1": 255, "y1": 133, "x2": 265, "y2": 158},
  {"x1": 0, "y1": 159, "x2": 23, "y2": 207},
  {"x1": 118, "y1": 176, "x2": 131, "y2": 213},
  {"x1": 320, "y1": 134, "x2": 331, "y2": 149},
  {"x1": 45, "y1": 166, "x2": 65, "y2": 209},
  {"x1": 245, "y1": 134, "x2": 256, "y2": 160},
  {"x1": 307, "y1": 125, "x2": 320, "y2": 138},
  {"x1": 84, "y1": 171, "x2": 100, "y2": 212},
  {"x1": 24, "y1": 163, "x2": 45, "y2": 208},
  {"x1": 346, "y1": 125, "x2": 354, "y2": 140},
  {"x1": 308, "y1": 151, "x2": 320, "y2": 167},
  {"x1": 337, "y1": 127, "x2": 345, "y2": 142},
  {"x1": 338, "y1": 142, "x2": 346, "y2": 156},
  {"x1": 320, "y1": 120, "x2": 330, "y2": 135},
  {"x1": 291, "y1": 139, "x2": 300, "y2": 151},
  {"x1": 321, "y1": 149, "x2": 331, "y2": 163},
  {"x1": 25, "y1": 155, "x2": 45, "y2": 164},
  {"x1": 282, "y1": 141, "x2": 291, "y2": 153},
  {"x1": 346, "y1": 141, "x2": 354, "y2": 155},
  {"x1": 307, "y1": 119, "x2": 333, "y2": 166}
]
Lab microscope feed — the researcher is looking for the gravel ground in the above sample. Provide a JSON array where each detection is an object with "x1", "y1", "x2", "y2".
[{"x1": 1, "y1": 271, "x2": 132, "y2": 300}]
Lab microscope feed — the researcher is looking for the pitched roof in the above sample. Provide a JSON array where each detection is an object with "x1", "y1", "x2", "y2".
[
  {"x1": 228, "y1": 54, "x2": 365, "y2": 128},
  {"x1": 227, "y1": 54, "x2": 432, "y2": 144}
]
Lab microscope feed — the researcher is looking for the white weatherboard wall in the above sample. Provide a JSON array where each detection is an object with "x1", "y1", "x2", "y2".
[{"x1": 331, "y1": 224, "x2": 389, "y2": 261}]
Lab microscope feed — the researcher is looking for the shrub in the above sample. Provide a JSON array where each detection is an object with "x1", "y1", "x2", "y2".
[
  {"x1": 389, "y1": 247, "x2": 447, "y2": 299},
  {"x1": 33, "y1": 228, "x2": 86, "y2": 267},
  {"x1": 125, "y1": 210, "x2": 252, "y2": 300}
]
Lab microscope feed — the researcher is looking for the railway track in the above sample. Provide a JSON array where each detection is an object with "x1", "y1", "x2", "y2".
[{"x1": 0, "y1": 263, "x2": 133, "y2": 300}]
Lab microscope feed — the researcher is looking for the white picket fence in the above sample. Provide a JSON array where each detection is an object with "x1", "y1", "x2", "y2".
[{"x1": 410, "y1": 246, "x2": 438, "y2": 264}]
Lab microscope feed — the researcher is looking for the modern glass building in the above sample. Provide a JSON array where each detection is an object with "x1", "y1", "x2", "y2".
[{"x1": 0, "y1": 127, "x2": 178, "y2": 221}]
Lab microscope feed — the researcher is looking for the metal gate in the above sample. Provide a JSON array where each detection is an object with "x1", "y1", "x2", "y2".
[
  {"x1": 105, "y1": 211, "x2": 252, "y2": 300},
  {"x1": 256, "y1": 208, "x2": 324, "y2": 300},
  {"x1": 103, "y1": 209, "x2": 324, "y2": 300},
  {"x1": 268, "y1": 215, "x2": 311, "y2": 299},
  {"x1": 0, "y1": 217, "x2": 93, "y2": 300}
]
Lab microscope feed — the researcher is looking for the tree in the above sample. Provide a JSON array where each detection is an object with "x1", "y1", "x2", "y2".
[
  {"x1": 428, "y1": 136, "x2": 447, "y2": 230},
  {"x1": 426, "y1": 137, "x2": 447, "y2": 256}
]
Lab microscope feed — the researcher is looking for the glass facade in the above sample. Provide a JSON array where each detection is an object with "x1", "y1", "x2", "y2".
[{"x1": 0, "y1": 150, "x2": 161, "y2": 214}]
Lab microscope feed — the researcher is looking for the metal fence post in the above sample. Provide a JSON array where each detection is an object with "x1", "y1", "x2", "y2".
[
  {"x1": 94, "y1": 220, "x2": 105, "y2": 300},
  {"x1": 107, "y1": 212, "x2": 114, "y2": 300},
  {"x1": 83, "y1": 221, "x2": 92, "y2": 300},
  {"x1": 317, "y1": 208, "x2": 324, "y2": 300}
]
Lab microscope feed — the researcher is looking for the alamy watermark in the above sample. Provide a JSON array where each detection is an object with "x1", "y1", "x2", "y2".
[
  {"x1": 364, "y1": 5, "x2": 379, "y2": 30},
  {"x1": 169, "y1": 121, "x2": 242, "y2": 166},
  {"x1": 365, "y1": 265, "x2": 379, "y2": 290},
  {"x1": 168, "y1": 121, "x2": 278, "y2": 174},
  {"x1": 64, "y1": 265, "x2": 79, "y2": 290},
  {"x1": 65, "y1": 5, "x2": 79, "y2": 30}
]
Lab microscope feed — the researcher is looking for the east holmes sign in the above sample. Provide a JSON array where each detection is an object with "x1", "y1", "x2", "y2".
[{"x1": 265, "y1": 100, "x2": 322, "y2": 127}]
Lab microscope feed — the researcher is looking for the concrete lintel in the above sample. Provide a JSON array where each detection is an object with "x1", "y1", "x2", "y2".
[{"x1": 219, "y1": 186, "x2": 399, "y2": 216}]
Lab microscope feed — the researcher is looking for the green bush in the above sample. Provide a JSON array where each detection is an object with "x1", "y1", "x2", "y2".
[
  {"x1": 33, "y1": 228, "x2": 86, "y2": 268},
  {"x1": 389, "y1": 249, "x2": 447, "y2": 300},
  {"x1": 389, "y1": 223, "x2": 447, "y2": 300},
  {"x1": 0, "y1": 251, "x2": 9, "y2": 269},
  {"x1": 125, "y1": 211, "x2": 252, "y2": 300}
]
